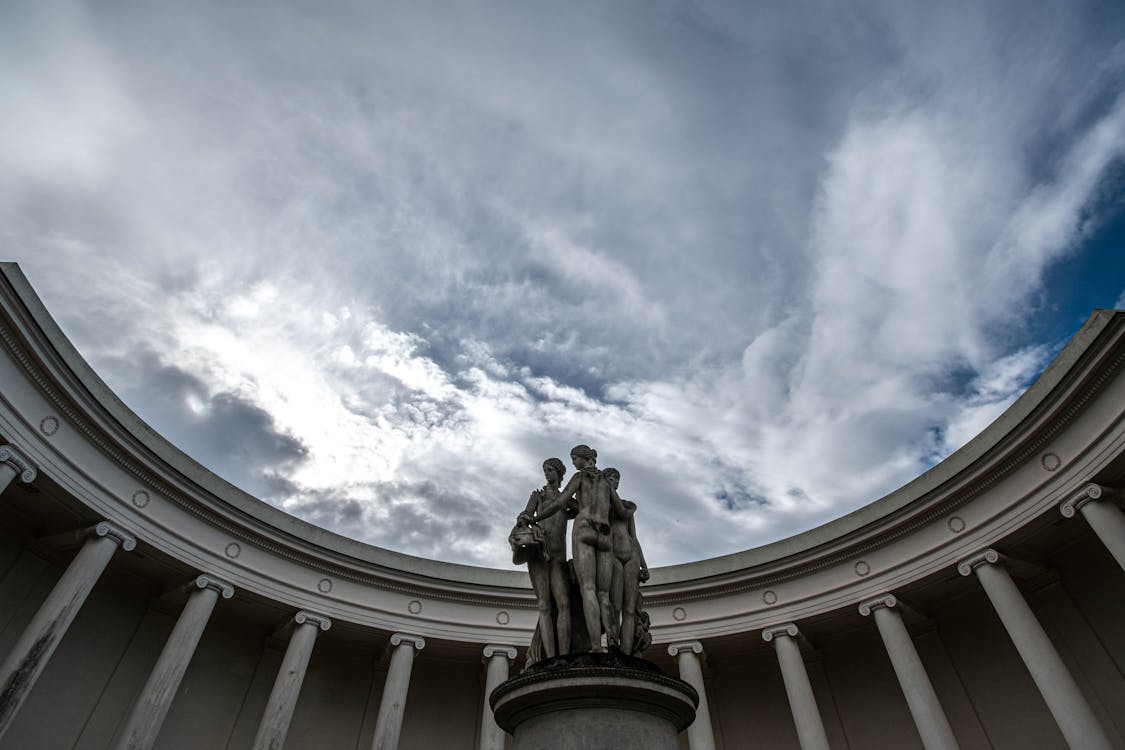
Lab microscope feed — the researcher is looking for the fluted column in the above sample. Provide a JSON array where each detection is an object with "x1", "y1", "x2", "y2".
[
  {"x1": 858, "y1": 595, "x2": 958, "y2": 750},
  {"x1": 0, "y1": 445, "x2": 37, "y2": 496},
  {"x1": 113, "y1": 574, "x2": 235, "y2": 750},
  {"x1": 763, "y1": 623, "x2": 829, "y2": 750},
  {"x1": 251, "y1": 611, "x2": 332, "y2": 750},
  {"x1": 371, "y1": 632, "x2": 425, "y2": 750},
  {"x1": 667, "y1": 641, "x2": 717, "y2": 750},
  {"x1": 0, "y1": 521, "x2": 135, "y2": 740},
  {"x1": 958, "y1": 549, "x2": 1113, "y2": 750},
  {"x1": 1061, "y1": 484, "x2": 1125, "y2": 572},
  {"x1": 479, "y1": 645, "x2": 516, "y2": 750}
]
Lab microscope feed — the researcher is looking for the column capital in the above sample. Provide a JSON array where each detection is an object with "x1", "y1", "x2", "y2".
[
  {"x1": 0, "y1": 445, "x2": 37, "y2": 484},
  {"x1": 761, "y1": 623, "x2": 799, "y2": 642},
  {"x1": 666, "y1": 640, "x2": 705, "y2": 657},
  {"x1": 390, "y1": 632, "x2": 426, "y2": 651},
  {"x1": 1060, "y1": 483, "x2": 1116, "y2": 518},
  {"x1": 90, "y1": 521, "x2": 137, "y2": 551},
  {"x1": 858, "y1": 593, "x2": 897, "y2": 616},
  {"x1": 482, "y1": 644, "x2": 517, "y2": 661},
  {"x1": 957, "y1": 548, "x2": 1000, "y2": 576},
  {"x1": 192, "y1": 574, "x2": 235, "y2": 598},
  {"x1": 294, "y1": 610, "x2": 332, "y2": 631}
]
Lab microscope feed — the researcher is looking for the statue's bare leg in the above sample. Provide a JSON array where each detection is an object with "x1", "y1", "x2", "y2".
[
  {"x1": 572, "y1": 525, "x2": 603, "y2": 651},
  {"x1": 620, "y1": 557, "x2": 640, "y2": 654},
  {"x1": 527, "y1": 558, "x2": 556, "y2": 658},
  {"x1": 596, "y1": 544, "x2": 619, "y2": 647},
  {"x1": 549, "y1": 560, "x2": 571, "y2": 655},
  {"x1": 610, "y1": 559, "x2": 624, "y2": 626}
]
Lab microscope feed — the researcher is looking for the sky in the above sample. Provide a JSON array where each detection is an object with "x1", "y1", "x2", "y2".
[{"x1": 2, "y1": 0, "x2": 1124, "y2": 569}]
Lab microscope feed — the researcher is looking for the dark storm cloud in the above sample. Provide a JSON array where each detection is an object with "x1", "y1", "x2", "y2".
[{"x1": 96, "y1": 349, "x2": 309, "y2": 500}]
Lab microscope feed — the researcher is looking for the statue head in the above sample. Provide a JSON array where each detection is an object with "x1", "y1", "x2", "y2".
[
  {"x1": 603, "y1": 467, "x2": 620, "y2": 490},
  {"x1": 542, "y1": 457, "x2": 566, "y2": 486},
  {"x1": 569, "y1": 444, "x2": 597, "y2": 469}
]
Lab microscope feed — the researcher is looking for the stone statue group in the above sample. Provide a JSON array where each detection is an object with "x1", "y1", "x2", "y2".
[{"x1": 509, "y1": 444, "x2": 650, "y2": 667}]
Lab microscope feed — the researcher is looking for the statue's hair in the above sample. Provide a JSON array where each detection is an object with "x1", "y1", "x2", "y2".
[
  {"x1": 543, "y1": 457, "x2": 566, "y2": 478},
  {"x1": 602, "y1": 466, "x2": 621, "y2": 480},
  {"x1": 570, "y1": 444, "x2": 597, "y2": 461}
]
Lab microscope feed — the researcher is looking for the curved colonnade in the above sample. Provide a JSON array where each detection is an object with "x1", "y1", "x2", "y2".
[{"x1": 0, "y1": 261, "x2": 1124, "y2": 749}]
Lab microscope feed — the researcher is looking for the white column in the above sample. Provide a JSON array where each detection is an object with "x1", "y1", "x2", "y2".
[
  {"x1": 250, "y1": 611, "x2": 332, "y2": 750},
  {"x1": 667, "y1": 641, "x2": 716, "y2": 750},
  {"x1": 479, "y1": 645, "x2": 516, "y2": 750},
  {"x1": 958, "y1": 549, "x2": 1113, "y2": 750},
  {"x1": 113, "y1": 574, "x2": 235, "y2": 750},
  {"x1": 0, "y1": 445, "x2": 37, "y2": 496},
  {"x1": 858, "y1": 595, "x2": 958, "y2": 750},
  {"x1": 0, "y1": 521, "x2": 134, "y2": 740},
  {"x1": 371, "y1": 632, "x2": 425, "y2": 750},
  {"x1": 763, "y1": 623, "x2": 830, "y2": 750},
  {"x1": 1061, "y1": 484, "x2": 1125, "y2": 572}
]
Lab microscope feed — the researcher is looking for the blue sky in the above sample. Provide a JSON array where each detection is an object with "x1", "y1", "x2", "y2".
[{"x1": 2, "y1": 0, "x2": 1123, "y2": 568}]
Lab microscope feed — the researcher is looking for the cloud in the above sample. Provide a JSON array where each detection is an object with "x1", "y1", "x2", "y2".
[{"x1": 4, "y1": 0, "x2": 1125, "y2": 567}]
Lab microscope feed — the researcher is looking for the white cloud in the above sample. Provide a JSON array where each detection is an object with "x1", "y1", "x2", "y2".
[{"x1": 5, "y1": 0, "x2": 1125, "y2": 567}]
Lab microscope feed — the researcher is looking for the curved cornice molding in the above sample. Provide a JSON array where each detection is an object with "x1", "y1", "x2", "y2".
[{"x1": 2, "y1": 262, "x2": 1124, "y2": 644}]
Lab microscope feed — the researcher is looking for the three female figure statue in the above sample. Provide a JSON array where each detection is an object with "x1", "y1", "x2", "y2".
[{"x1": 512, "y1": 444, "x2": 649, "y2": 659}]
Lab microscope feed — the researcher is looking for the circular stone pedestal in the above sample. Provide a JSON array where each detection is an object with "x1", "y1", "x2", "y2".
[{"x1": 490, "y1": 653, "x2": 698, "y2": 750}]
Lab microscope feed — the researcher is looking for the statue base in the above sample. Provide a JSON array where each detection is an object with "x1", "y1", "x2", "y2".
[{"x1": 490, "y1": 652, "x2": 698, "y2": 750}]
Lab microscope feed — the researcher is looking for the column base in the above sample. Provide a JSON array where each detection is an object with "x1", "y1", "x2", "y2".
[{"x1": 490, "y1": 652, "x2": 698, "y2": 750}]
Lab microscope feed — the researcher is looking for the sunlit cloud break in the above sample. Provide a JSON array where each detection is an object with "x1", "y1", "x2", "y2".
[{"x1": 3, "y1": 0, "x2": 1124, "y2": 568}]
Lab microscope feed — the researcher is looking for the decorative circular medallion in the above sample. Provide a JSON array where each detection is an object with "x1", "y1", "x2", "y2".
[
  {"x1": 39, "y1": 416, "x2": 59, "y2": 436},
  {"x1": 854, "y1": 560, "x2": 871, "y2": 577},
  {"x1": 131, "y1": 490, "x2": 150, "y2": 509},
  {"x1": 762, "y1": 590, "x2": 778, "y2": 605},
  {"x1": 947, "y1": 515, "x2": 966, "y2": 533},
  {"x1": 1041, "y1": 452, "x2": 1061, "y2": 472},
  {"x1": 408, "y1": 600, "x2": 422, "y2": 615},
  {"x1": 317, "y1": 578, "x2": 333, "y2": 593},
  {"x1": 496, "y1": 611, "x2": 510, "y2": 625},
  {"x1": 672, "y1": 607, "x2": 687, "y2": 621},
  {"x1": 224, "y1": 542, "x2": 241, "y2": 559}
]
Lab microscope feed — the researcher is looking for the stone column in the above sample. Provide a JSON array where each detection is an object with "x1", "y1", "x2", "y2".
[
  {"x1": 858, "y1": 595, "x2": 958, "y2": 750},
  {"x1": 667, "y1": 641, "x2": 716, "y2": 750},
  {"x1": 0, "y1": 521, "x2": 135, "y2": 740},
  {"x1": 958, "y1": 549, "x2": 1113, "y2": 750},
  {"x1": 113, "y1": 574, "x2": 235, "y2": 750},
  {"x1": 0, "y1": 445, "x2": 37, "y2": 496},
  {"x1": 250, "y1": 611, "x2": 332, "y2": 750},
  {"x1": 370, "y1": 632, "x2": 425, "y2": 750},
  {"x1": 479, "y1": 645, "x2": 516, "y2": 750},
  {"x1": 1061, "y1": 484, "x2": 1125, "y2": 572},
  {"x1": 762, "y1": 623, "x2": 830, "y2": 750}
]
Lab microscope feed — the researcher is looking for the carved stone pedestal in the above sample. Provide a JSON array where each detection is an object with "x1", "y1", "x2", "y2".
[{"x1": 490, "y1": 653, "x2": 697, "y2": 750}]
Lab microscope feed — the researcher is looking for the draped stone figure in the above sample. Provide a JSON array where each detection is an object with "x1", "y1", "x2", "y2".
[{"x1": 509, "y1": 458, "x2": 572, "y2": 662}]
